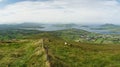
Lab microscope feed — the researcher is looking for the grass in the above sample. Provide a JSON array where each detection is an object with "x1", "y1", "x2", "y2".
[
  {"x1": 0, "y1": 39, "x2": 50, "y2": 67},
  {"x1": 43, "y1": 37, "x2": 120, "y2": 67},
  {"x1": 0, "y1": 28, "x2": 120, "y2": 67},
  {"x1": 0, "y1": 39, "x2": 120, "y2": 67}
]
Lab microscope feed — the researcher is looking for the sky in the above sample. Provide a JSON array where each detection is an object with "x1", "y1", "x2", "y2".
[{"x1": 0, "y1": 0, "x2": 120, "y2": 24}]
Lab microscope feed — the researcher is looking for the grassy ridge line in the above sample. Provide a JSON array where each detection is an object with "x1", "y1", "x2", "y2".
[
  {"x1": 26, "y1": 39, "x2": 51, "y2": 67},
  {"x1": 0, "y1": 38, "x2": 51, "y2": 67},
  {"x1": 41, "y1": 39, "x2": 51, "y2": 67}
]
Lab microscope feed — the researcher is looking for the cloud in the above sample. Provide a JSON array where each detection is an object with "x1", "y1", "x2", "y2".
[
  {"x1": 0, "y1": 0, "x2": 120, "y2": 24},
  {"x1": 0, "y1": 0, "x2": 3, "y2": 2}
]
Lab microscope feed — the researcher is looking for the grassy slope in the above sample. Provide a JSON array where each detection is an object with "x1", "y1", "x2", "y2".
[
  {"x1": 47, "y1": 29, "x2": 120, "y2": 44},
  {"x1": 44, "y1": 37, "x2": 120, "y2": 67},
  {"x1": 0, "y1": 29, "x2": 120, "y2": 67},
  {"x1": 26, "y1": 31, "x2": 120, "y2": 67},
  {"x1": 0, "y1": 39, "x2": 50, "y2": 67},
  {"x1": 0, "y1": 39, "x2": 120, "y2": 67}
]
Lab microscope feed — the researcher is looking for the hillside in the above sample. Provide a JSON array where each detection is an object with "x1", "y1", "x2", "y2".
[
  {"x1": 0, "y1": 23, "x2": 44, "y2": 30},
  {"x1": 90, "y1": 24, "x2": 120, "y2": 34},
  {"x1": 101, "y1": 24, "x2": 119, "y2": 27},
  {"x1": 44, "y1": 37, "x2": 120, "y2": 67},
  {"x1": 0, "y1": 28, "x2": 120, "y2": 67},
  {"x1": 52, "y1": 23, "x2": 78, "y2": 28},
  {"x1": 0, "y1": 33, "x2": 120, "y2": 67},
  {"x1": 46, "y1": 28, "x2": 120, "y2": 44},
  {"x1": 0, "y1": 39, "x2": 50, "y2": 67}
]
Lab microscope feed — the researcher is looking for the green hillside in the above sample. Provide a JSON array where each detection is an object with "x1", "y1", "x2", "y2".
[
  {"x1": 0, "y1": 28, "x2": 120, "y2": 67},
  {"x1": 0, "y1": 39, "x2": 50, "y2": 67},
  {"x1": 91, "y1": 24, "x2": 120, "y2": 33}
]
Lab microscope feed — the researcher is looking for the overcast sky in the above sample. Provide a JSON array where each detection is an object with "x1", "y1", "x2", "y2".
[{"x1": 0, "y1": 0, "x2": 120, "y2": 24}]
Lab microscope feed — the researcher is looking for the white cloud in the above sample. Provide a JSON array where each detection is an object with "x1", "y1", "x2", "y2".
[
  {"x1": 0, "y1": 0, "x2": 120, "y2": 24},
  {"x1": 0, "y1": 0, "x2": 3, "y2": 2}
]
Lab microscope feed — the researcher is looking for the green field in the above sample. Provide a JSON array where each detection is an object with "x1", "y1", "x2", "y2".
[
  {"x1": 0, "y1": 28, "x2": 120, "y2": 67},
  {"x1": 0, "y1": 39, "x2": 51, "y2": 67}
]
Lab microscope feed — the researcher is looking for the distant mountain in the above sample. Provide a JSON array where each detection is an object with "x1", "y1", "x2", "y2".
[
  {"x1": 51, "y1": 28, "x2": 93, "y2": 41},
  {"x1": 90, "y1": 24, "x2": 120, "y2": 34},
  {"x1": 0, "y1": 23, "x2": 44, "y2": 30},
  {"x1": 53, "y1": 23, "x2": 78, "y2": 28},
  {"x1": 100, "y1": 24, "x2": 120, "y2": 28}
]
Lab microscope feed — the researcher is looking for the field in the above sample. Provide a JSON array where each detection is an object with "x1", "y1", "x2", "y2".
[
  {"x1": 0, "y1": 39, "x2": 51, "y2": 67},
  {"x1": 45, "y1": 38, "x2": 120, "y2": 67},
  {"x1": 0, "y1": 27, "x2": 120, "y2": 67}
]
